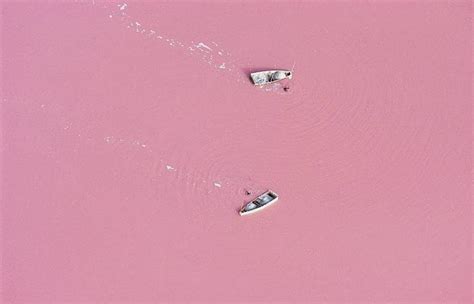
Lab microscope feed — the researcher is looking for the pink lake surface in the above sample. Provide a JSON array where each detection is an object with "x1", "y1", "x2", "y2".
[{"x1": 1, "y1": 1, "x2": 472, "y2": 303}]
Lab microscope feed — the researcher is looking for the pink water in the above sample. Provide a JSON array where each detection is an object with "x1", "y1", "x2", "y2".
[{"x1": 1, "y1": 1, "x2": 472, "y2": 303}]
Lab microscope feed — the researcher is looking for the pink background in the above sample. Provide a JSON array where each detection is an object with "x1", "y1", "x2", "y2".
[{"x1": 1, "y1": 1, "x2": 472, "y2": 303}]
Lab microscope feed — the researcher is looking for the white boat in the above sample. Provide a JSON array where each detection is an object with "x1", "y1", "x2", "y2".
[
  {"x1": 239, "y1": 190, "x2": 279, "y2": 216},
  {"x1": 250, "y1": 70, "x2": 292, "y2": 86}
]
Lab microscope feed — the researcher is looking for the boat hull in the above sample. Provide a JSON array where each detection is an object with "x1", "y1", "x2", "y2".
[
  {"x1": 240, "y1": 190, "x2": 279, "y2": 216},
  {"x1": 250, "y1": 70, "x2": 292, "y2": 86}
]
